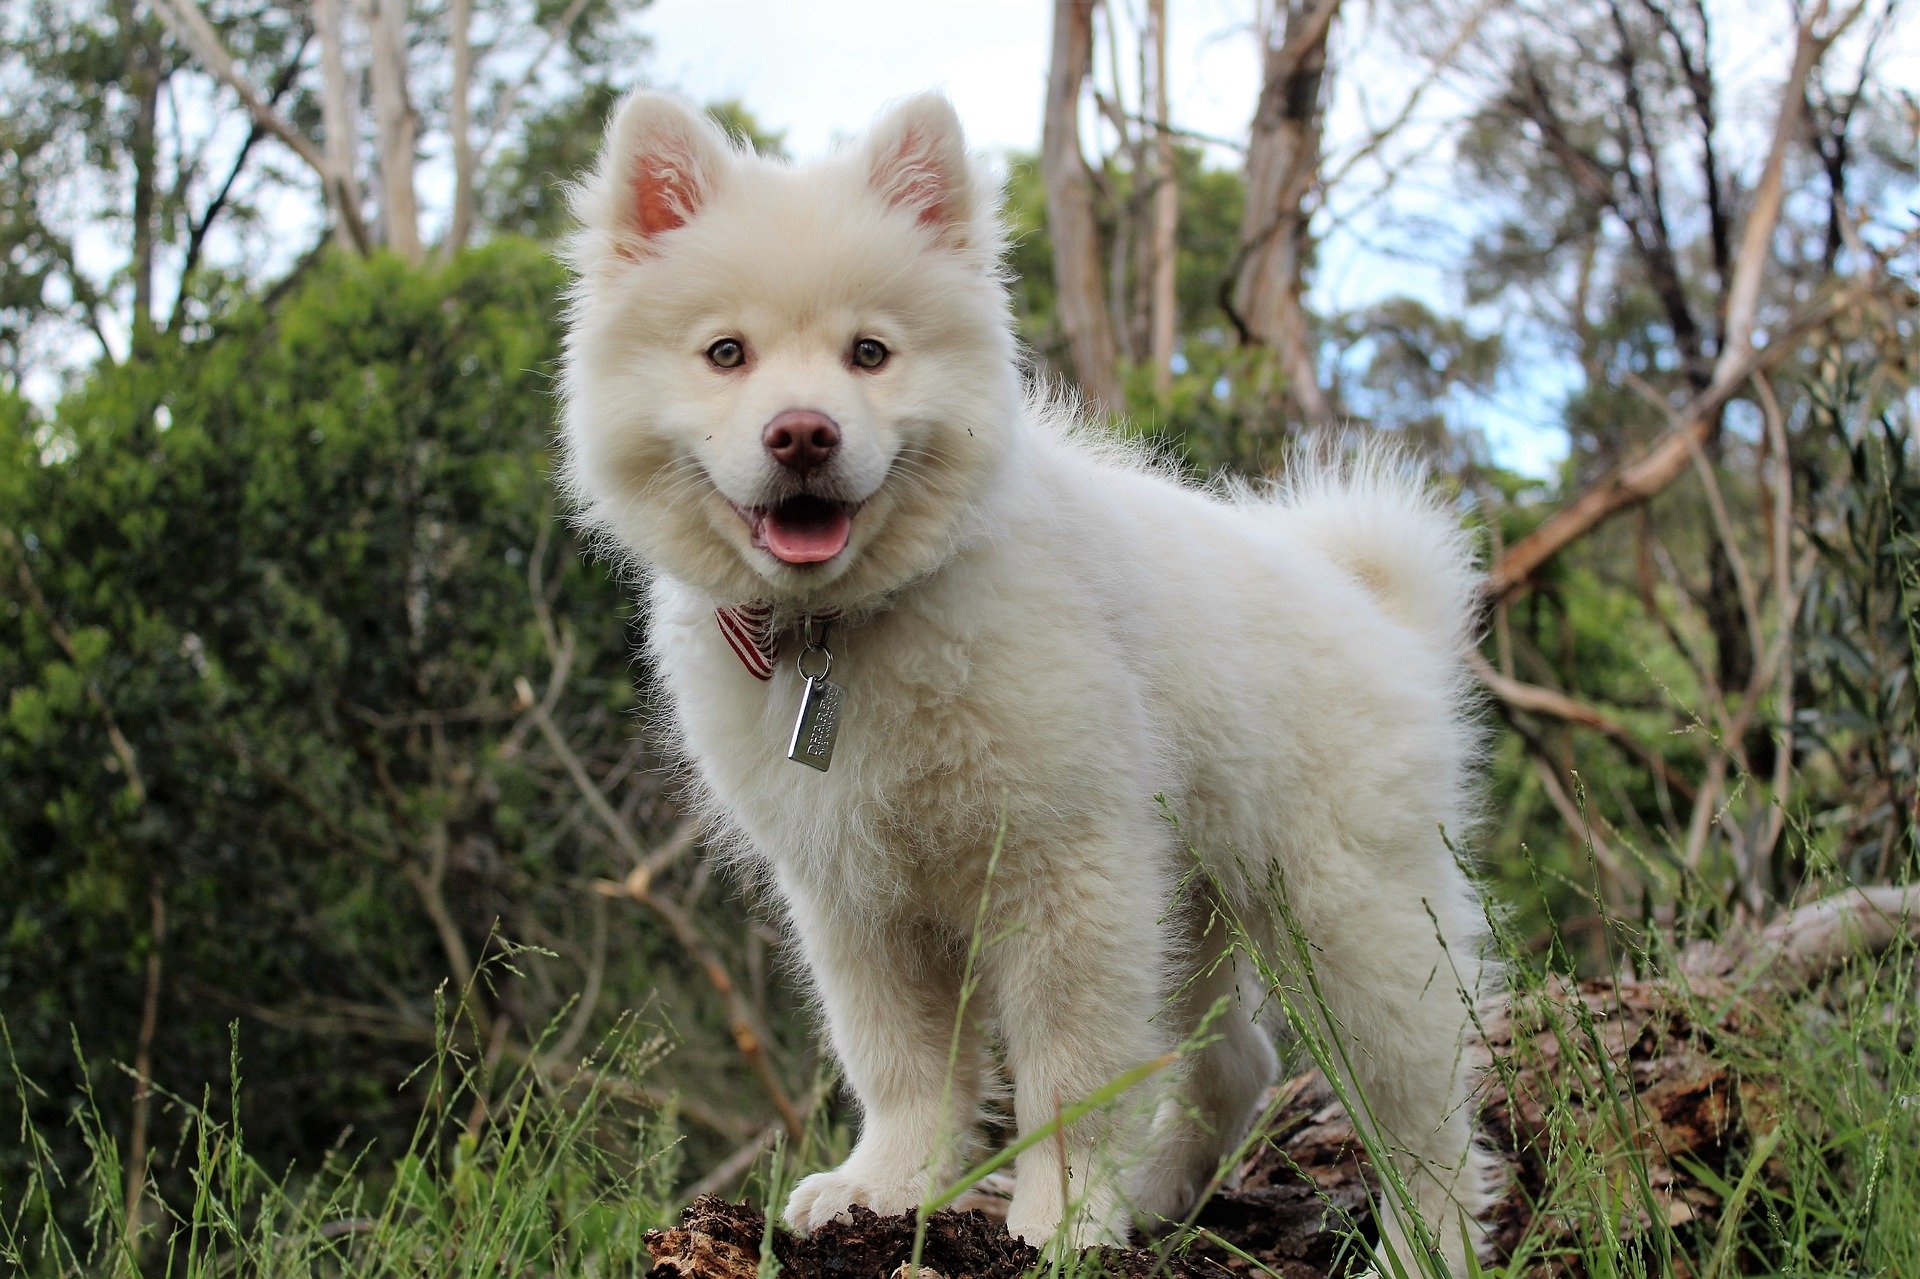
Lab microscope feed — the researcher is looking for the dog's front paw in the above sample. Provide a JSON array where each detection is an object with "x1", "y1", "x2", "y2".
[{"x1": 784, "y1": 1164, "x2": 923, "y2": 1233}]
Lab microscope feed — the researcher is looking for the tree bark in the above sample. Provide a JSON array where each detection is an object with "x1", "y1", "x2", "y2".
[
  {"x1": 1042, "y1": 0, "x2": 1125, "y2": 415},
  {"x1": 116, "y1": 0, "x2": 160, "y2": 358},
  {"x1": 443, "y1": 0, "x2": 477, "y2": 256},
  {"x1": 365, "y1": 0, "x2": 421, "y2": 261},
  {"x1": 1144, "y1": 0, "x2": 1178, "y2": 397},
  {"x1": 1231, "y1": 0, "x2": 1340, "y2": 430},
  {"x1": 315, "y1": 0, "x2": 362, "y2": 254}
]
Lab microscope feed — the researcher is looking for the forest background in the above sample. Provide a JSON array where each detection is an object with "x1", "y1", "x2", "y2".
[{"x1": 1, "y1": 0, "x2": 1916, "y2": 1271}]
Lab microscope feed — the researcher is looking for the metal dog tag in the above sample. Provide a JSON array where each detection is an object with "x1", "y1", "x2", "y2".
[{"x1": 787, "y1": 674, "x2": 843, "y2": 771}]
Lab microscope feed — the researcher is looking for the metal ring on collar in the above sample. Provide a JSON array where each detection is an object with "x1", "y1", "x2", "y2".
[{"x1": 797, "y1": 644, "x2": 832, "y2": 680}]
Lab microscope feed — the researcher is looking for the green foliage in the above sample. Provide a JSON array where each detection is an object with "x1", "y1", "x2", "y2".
[
  {"x1": 2, "y1": 981, "x2": 684, "y2": 1277},
  {"x1": 0, "y1": 240, "x2": 784, "y2": 1223},
  {"x1": 1795, "y1": 363, "x2": 1920, "y2": 885}
]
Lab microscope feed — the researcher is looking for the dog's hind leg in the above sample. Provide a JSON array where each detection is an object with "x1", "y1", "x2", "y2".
[
  {"x1": 1130, "y1": 889, "x2": 1279, "y2": 1227},
  {"x1": 1257, "y1": 853, "x2": 1497, "y2": 1277}
]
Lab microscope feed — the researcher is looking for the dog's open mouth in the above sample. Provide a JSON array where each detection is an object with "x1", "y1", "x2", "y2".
[{"x1": 733, "y1": 495, "x2": 859, "y2": 565}]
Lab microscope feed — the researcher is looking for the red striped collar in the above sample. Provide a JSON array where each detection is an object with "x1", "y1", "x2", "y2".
[{"x1": 714, "y1": 605, "x2": 842, "y2": 681}]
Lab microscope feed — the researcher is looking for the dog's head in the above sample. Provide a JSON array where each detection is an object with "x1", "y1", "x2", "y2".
[{"x1": 560, "y1": 91, "x2": 1019, "y2": 610}]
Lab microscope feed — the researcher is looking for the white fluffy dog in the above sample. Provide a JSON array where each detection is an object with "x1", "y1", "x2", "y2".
[{"x1": 561, "y1": 89, "x2": 1496, "y2": 1273}]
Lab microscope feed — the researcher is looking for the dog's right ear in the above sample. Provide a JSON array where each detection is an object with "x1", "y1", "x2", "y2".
[{"x1": 590, "y1": 92, "x2": 731, "y2": 257}]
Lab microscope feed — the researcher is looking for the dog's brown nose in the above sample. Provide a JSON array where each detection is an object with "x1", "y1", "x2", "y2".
[{"x1": 762, "y1": 409, "x2": 841, "y2": 474}]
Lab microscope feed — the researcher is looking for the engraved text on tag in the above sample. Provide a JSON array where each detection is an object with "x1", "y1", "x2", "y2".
[{"x1": 787, "y1": 675, "x2": 843, "y2": 771}]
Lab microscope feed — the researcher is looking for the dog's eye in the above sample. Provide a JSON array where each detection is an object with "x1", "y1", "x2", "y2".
[
  {"x1": 706, "y1": 338, "x2": 746, "y2": 370},
  {"x1": 851, "y1": 338, "x2": 890, "y2": 370}
]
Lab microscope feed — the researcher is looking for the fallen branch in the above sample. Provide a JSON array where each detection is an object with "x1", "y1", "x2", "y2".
[{"x1": 1685, "y1": 884, "x2": 1920, "y2": 990}]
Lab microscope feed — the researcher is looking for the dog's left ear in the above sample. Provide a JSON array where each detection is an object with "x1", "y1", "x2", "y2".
[{"x1": 863, "y1": 94, "x2": 982, "y2": 251}]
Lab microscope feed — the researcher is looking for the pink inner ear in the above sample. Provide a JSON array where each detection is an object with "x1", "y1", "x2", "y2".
[
  {"x1": 882, "y1": 129, "x2": 955, "y2": 231},
  {"x1": 631, "y1": 153, "x2": 697, "y2": 238}
]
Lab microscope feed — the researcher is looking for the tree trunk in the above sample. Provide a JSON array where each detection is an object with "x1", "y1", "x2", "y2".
[
  {"x1": 118, "y1": 0, "x2": 160, "y2": 358},
  {"x1": 315, "y1": 0, "x2": 362, "y2": 254},
  {"x1": 1232, "y1": 0, "x2": 1340, "y2": 430},
  {"x1": 1042, "y1": 0, "x2": 1125, "y2": 415},
  {"x1": 1144, "y1": 0, "x2": 1178, "y2": 397},
  {"x1": 444, "y1": 0, "x2": 477, "y2": 257},
  {"x1": 365, "y1": 0, "x2": 421, "y2": 261}
]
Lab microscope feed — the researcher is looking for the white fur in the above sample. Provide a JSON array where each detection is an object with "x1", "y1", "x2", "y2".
[{"x1": 561, "y1": 90, "x2": 1497, "y2": 1273}]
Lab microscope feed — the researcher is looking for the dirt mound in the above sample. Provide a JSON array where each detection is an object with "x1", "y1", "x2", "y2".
[{"x1": 650, "y1": 977, "x2": 1758, "y2": 1279}]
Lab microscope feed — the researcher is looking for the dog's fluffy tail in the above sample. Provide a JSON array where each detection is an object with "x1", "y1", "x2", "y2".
[{"x1": 1272, "y1": 447, "x2": 1482, "y2": 650}]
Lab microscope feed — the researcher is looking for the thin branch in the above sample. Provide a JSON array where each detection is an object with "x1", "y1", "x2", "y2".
[
  {"x1": 152, "y1": 0, "x2": 371, "y2": 251},
  {"x1": 172, "y1": 31, "x2": 314, "y2": 324},
  {"x1": 1749, "y1": 374, "x2": 1797, "y2": 895},
  {"x1": 1681, "y1": 423, "x2": 1766, "y2": 665},
  {"x1": 152, "y1": 0, "x2": 325, "y2": 174},
  {"x1": 1107, "y1": 109, "x2": 1248, "y2": 154},
  {"x1": 1320, "y1": 0, "x2": 1499, "y2": 191},
  {"x1": 124, "y1": 885, "x2": 165, "y2": 1244},
  {"x1": 1472, "y1": 653, "x2": 1697, "y2": 803},
  {"x1": 470, "y1": 0, "x2": 594, "y2": 170},
  {"x1": 514, "y1": 675, "x2": 807, "y2": 1145},
  {"x1": 1506, "y1": 714, "x2": 1629, "y2": 893}
]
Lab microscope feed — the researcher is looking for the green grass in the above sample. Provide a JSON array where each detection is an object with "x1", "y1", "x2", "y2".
[{"x1": 5, "y1": 883, "x2": 1916, "y2": 1278}]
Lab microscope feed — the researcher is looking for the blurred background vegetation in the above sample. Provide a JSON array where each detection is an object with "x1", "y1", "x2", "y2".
[{"x1": 0, "y1": 0, "x2": 1915, "y2": 1267}]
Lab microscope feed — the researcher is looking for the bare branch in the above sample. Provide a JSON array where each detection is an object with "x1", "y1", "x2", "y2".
[
  {"x1": 1721, "y1": 0, "x2": 1850, "y2": 364},
  {"x1": 513, "y1": 675, "x2": 807, "y2": 1145},
  {"x1": 1484, "y1": 269, "x2": 1878, "y2": 604},
  {"x1": 1321, "y1": 0, "x2": 1500, "y2": 191},
  {"x1": 152, "y1": 0, "x2": 322, "y2": 172},
  {"x1": 173, "y1": 32, "x2": 313, "y2": 322},
  {"x1": 1472, "y1": 653, "x2": 1697, "y2": 802},
  {"x1": 1507, "y1": 715, "x2": 1629, "y2": 892},
  {"x1": 471, "y1": 0, "x2": 594, "y2": 170},
  {"x1": 154, "y1": 0, "x2": 371, "y2": 252}
]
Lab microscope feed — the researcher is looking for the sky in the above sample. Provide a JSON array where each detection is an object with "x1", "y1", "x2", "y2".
[
  {"x1": 625, "y1": 0, "x2": 1920, "y2": 476},
  {"x1": 640, "y1": 0, "x2": 1263, "y2": 161},
  {"x1": 637, "y1": 0, "x2": 1569, "y2": 473},
  {"x1": 51, "y1": 0, "x2": 1915, "y2": 474}
]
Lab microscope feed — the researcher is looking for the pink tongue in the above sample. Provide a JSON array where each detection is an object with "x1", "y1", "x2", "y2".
[{"x1": 763, "y1": 505, "x2": 851, "y2": 564}]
